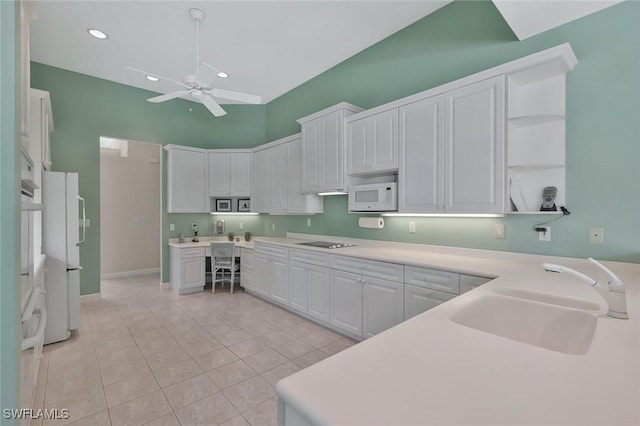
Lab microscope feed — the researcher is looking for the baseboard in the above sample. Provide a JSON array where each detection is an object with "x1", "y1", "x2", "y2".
[
  {"x1": 80, "y1": 293, "x2": 101, "y2": 303},
  {"x1": 159, "y1": 282, "x2": 171, "y2": 290},
  {"x1": 101, "y1": 268, "x2": 160, "y2": 279}
]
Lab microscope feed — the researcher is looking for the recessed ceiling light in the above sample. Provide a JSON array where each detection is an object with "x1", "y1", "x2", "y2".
[
  {"x1": 217, "y1": 71, "x2": 229, "y2": 78},
  {"x1": 88, "y1": 28, "x2": 108, "y2": 39},
  {"x1": 145, "y1": 75, "x2": 159, "y2": 82}
]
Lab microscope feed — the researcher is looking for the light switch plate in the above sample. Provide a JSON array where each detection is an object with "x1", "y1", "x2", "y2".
[
  {"x1": 307, "y1": 218, "x2": 311, "y2": 227},
  {"x1": 169, "y1": 223, "x2": 175, "y2": 231},
  {"x1": 272, "y1": 223, "x2": 275, "y2": 231},
  {"x1": 409, "y1": 221, "x2": 416, "y2": 234},
  {"x1": 239, "y1": 223, "x2": 244, "y2": 230},
  {"x1": 494, "y1": 223, "x2": 505, "y2": 239},
  {"x1": 80, "y1": 218, "x2": 90, "y2": 228}
]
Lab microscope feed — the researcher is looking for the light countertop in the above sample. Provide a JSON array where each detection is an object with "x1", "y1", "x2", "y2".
[
  {"x1": 258, "y1": 234, "x2": 640, "y2": 425},
  {"x1": 168, "y1": 236, "x2": 255, "y2": 250}
]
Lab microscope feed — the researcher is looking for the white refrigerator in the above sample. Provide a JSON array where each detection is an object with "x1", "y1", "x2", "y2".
[{"x1": 42, "y1": 171, "x2": 84, "y2": 345}]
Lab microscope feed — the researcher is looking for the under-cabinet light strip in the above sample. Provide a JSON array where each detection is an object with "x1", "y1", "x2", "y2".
[
  {"x1": 210, "y1": 212, "x2": 259, "y2": 216},
  {"x1": 382, "y1": 213, "x2": 505, "y2": 218}
]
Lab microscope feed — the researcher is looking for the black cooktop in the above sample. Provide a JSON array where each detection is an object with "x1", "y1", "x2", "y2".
[{"x1": 297, "y1": 241, "x2": 355, "y2": 249}]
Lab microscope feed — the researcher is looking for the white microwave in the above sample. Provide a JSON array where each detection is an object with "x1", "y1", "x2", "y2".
[{"x1": 348, "y1": 183, "x2": 397, "y2": 212}]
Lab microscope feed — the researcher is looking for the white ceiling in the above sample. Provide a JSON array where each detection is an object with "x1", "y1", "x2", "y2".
[
  {"x1": 30, "y1": 1, "x2": 622, "y2": 107},
  {"x1": 29, "y1": 1, "x2": 452, "y2": 104}
]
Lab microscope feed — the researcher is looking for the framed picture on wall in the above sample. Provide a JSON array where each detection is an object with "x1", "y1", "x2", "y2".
[
  {"x1": 238, "y1": 199, "x2": 251, "y2": 212},
  {"x1": 216, "y1": 199, "x2": 231, "y2": 212}
]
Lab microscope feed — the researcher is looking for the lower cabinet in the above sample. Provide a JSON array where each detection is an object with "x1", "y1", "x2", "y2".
[
  {"x1": 289, "y1": 261, "x2": 331, "y2": 323},
  {"x1": 254, "y1": 248, "x2": 289, "y2": 304},
  {"x1": 404, "y1": 284, "x2": 456, "y2": 320},
  {"x1": 330, "y1": 270, "x2": 363, "y2": 338},
  {"x1": 240, "y1": 248, "x2": 254, "y2": 291},
  {"x1": 170, "y1": 246, "x2": 205, "y2": 295},
  {"x1": 363, "y1": 277, "x2": 404, "y2": 338}
]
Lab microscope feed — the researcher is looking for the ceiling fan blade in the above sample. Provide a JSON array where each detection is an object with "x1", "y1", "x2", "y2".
[
  {"x1": 208, "y1": 88, "x2": 262, "y2": 104},
  {"x1": 201, "y1": 95, "x2": 227, "y2": 117},
  {"x1": 126, "y1": 67, "x2": 189, "y2": 89},
  {"x1": 147, "y1": 90, "x2": 191, "y2": 103}
]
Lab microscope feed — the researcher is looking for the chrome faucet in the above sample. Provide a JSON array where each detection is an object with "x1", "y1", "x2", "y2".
[{"x1": 542, "y1": 258, "x2": 628, "y2": 319}]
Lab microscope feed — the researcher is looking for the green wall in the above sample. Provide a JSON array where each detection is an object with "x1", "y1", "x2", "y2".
[
  {"x1": 265, "y1": 0, "x2": 640, "y2": 263},
  {"x1": 31, "y1": 63, "x2": 267, "y2": 293},
  {"x1": 1, "y1": 1, "x2": 21, "y2": 423}
]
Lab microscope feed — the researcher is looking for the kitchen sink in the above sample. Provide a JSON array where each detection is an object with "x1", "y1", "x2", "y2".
[
  {"x1": 493, "y1": 287, "x2": 602, "y2": 311},
  {"x1": 450, "y1": 293, "x2": 598, "y2": 355}
]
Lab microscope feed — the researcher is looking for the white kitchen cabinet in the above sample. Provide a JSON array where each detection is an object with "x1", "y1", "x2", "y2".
[
  {"x1": 398, "y1": 76, "x2": 505, "y2": 214},
  {"x1": 298, "y1": 103, "x2": 363, "y2": 193},
  {"x1": 347, "y1": 108, "x2": 399, "y2": 176},
  {"x1": 404, "y1": 284, "x2": 455, "y2": 320},
  {"x1": 170, "y1": 246, "x2": 205, "y2": 294},
  {"x1": 398, "y1": 95, "x2": 444, "y2": 213},
  {"x1": 444, "y1": 75, "x2": 505, "y2": 213},
  {"x1": 330, "y1": 270, "x2": 363, "y2": 338},
  {"x1": 289, "y1": 260, "x2": 331, "y2": 323},
  {"x1": 253, "y1": 243, "x2": 289, "y2": 304},
  {"x1": 29, "y1": 89, "x2": 54, "y2": 179},
  {"x1": 165, "y1": 145, "x2": 207, "y2": 213},
  {"x1": 363, "y1": 277, "x2": 404, "y2": 338},
  {"x1": 289, "y1": 261, "x2": 310, "y2": 314},
  {"x1": 240, "y1": 248, "x2": 254, "y2": 291},
  {"x1": 252, "y1": 134, "x2": 322, "y2": 214},
  {"x1": 208, "y1": 151, "x2": 251, "y2": 198}
]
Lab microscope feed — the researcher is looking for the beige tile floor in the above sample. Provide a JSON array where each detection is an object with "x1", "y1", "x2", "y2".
[{"x1": 36, "y1": 274, "x2": 357, "y2": 426}]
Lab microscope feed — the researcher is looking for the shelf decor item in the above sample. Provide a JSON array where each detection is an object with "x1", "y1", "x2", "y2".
[
  {"x1": 244, "y1": 232, "x2": 252, "y2": 241},
  {"x1": 238, "y1": 199, "x2": 251, "y2": 212},
  {"x1": 216, "y1": 199, "x2": 231, "y2": 212},
  {"x1": 227, "y1": 232, "x2": 235, "y2": 241}
]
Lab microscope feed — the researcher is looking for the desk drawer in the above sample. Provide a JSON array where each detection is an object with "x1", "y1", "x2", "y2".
[
  {"x1": 181, "y1": 248, "x2": 205, "y2": 259},
  {"x1": 405, "y1": 266, "x2": 459, "y2": 295}
]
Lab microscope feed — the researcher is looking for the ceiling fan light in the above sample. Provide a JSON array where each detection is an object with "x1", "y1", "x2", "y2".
[
  {"x1": 217, "y1": 71, "x2": 229, "y2": 79},
  {"x1": 145, "y1": 75, "x2": 159, "y2": 82},
  {"x1": 87, "y1": 28, "x2": 108, "y2": 39}
]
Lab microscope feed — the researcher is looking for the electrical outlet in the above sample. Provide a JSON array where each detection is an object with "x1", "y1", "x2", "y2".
[
  {"x1": 239, "y1": 223, "x2": 244, "y2": 230},
  {"x1": 590, "y1": 227, "x2": 604, "y2": 244},
  {"x1": 169, "y1": 223, "x2": 175, "y2": 231},
  {"x1": 538, "y1": 226, "x2": 550, "y2": 242},
  {"x1": 307, "y1": 218, "x2": 311, "y2": 227},
  {"x1": 272, "y1": 223, "x2": 275, "y2": 231},
  {"x1": 192, "y1": 223, "x2": 198, "y2": 232},
  {"x1": 80, "y1": 218, "x2": 90, "y2": 228},
  {"x1": 494, "y1": 223, "x2": 505, "y2": 239},
  {"x1": 409, "y1": 221, "x2": 416, "y2": 234}
]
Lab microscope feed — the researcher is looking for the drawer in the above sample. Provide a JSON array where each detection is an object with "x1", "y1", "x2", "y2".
[
  {"x1": 205, "y1": 246, "x2": 241, "y2": 258},
  {"x1": 181, "y1": 247, "x2": 205, "y2": 259},
  {"x1": 459, "y1": 274, "x2": 492, "y2": 294},
  {"x1": 289, "y1": 248, "x2": 330, "y2": 267},
  {"x1": 405, "y1": 266, "x2": 459, "y2": 295},
  {"x1": 255, "y1": 242, "x2": 288, "y2": 258},
  {"x1": 241, "y1": 249, "x2": 255, "y2": 270},
  {"x1": 331, "y1": 255, "x2": 404, "y2": 282}
]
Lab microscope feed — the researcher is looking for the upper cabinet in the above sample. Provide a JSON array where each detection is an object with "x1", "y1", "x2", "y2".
[
  {"x1": 252, "y1": 134, "x2": 323, "y2": 214},
  {"x1": 298, "y1": 103, "x2": 363, "y2": 193},
  {"x1": 165, "y1": 146, "x2": 208, "y2": 213},
  {"x1": 399, "y1": 76, "x2": 505, "y2": 214},
  {"x1": 208, "y1": 151, "x2": 251, "y2": 197},
  {"x1": 29, "y1": 90, "x2": 55, "y2": 185},
  {"x1": 346, "y1": 108, "x2": 399, "y2": 176}
]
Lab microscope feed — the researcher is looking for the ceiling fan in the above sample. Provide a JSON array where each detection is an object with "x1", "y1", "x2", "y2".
[{"x1": 128, "y1": 8, "x2": 261, "y2": 117}]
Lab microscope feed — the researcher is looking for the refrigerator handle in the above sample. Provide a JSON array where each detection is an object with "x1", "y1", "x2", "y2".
[{"x1": 78, "y1": 195, "x2": 86, "y2": 245}]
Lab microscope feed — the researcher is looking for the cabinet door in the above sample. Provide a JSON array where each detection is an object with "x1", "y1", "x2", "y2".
[
  {"x1": 444, "y1": 76, "x2": 505, "y2": 213},
  {"x1": 369, "y1": 109, "x2": 398, "y2": 173},
  {"x1": 252, "y1": 149, "x2": 270, "y2": 212},
  {"x1": 347, "y1": 118, "x2": 369, "y2": 175},
  {"x1": 321, "y1": 110, "x2": 343, "y2": 191},
  {"x1": 208, "y1": 152, "x2": 230, "y2": 196},
  {"x1": 167, "y1": 148, "x2": 207, "y2": 213},
  {"x1": 289, "y1": 261, "x2": 309, "y2": 314},
  {"x1": 398, "y1": 95, "x2": 444, "y2": 213},
  {"x1": 404, "y1": 285, "x2": 455, "y2": 320},
  {"x1": 181, "y1": 257, "x2": 205, "y2": 289},
  {"x1": 330, "y1": 270, "x2": 363, "y2": 337},
  {"x1": 308, "y1": 266, "x2": 331, "y2": 324},
  {"x1": 253, "y1": 253, "x2": 270, "y2": 296},
  {"x1": 229, "y1": 152, "x2": 251, "y2": 196},
  {"x1": 302, "y1": 122, "x2": 321, "y2": 191},
  {"x1": 270, "y1": 144, "x2": 289, "y2": 212},
  {"x1": 286, "y1": 138, "x2": 305, "y2": 212},
  {"x1": 363, "y1": 277, "x2": 404, "y2": 338},
  {"x1": 270, "y1": 256, "x2": 289, "y2": 304}
]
